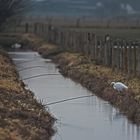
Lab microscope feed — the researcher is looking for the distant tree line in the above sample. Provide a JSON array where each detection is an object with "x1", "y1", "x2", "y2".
[{"x1": 0, "y1": 0, "x2": 29, "y2": 29}]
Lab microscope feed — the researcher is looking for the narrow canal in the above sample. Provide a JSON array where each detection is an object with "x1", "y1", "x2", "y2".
[{"x1": 9, "y1": 51, "x2": 140, "y2": 140}]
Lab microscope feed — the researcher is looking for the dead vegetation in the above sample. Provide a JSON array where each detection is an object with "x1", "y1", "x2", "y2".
[
  {"x1": 18, "y1": 33, "x2": 62, "y2": 57},
  {"x1": 3, "y1": 33, "x2": 140, "y2": 123},
  {"x1": 0, "y1": 49, "x2": 55, "y2": 140},
  {"x1": 52, "y1": 52, "x2": 140, "y2": 124}
]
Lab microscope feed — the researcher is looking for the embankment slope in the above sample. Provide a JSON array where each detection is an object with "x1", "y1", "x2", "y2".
[{"x1": 0, "y1": 49, "x2": 55, "y2": 140}]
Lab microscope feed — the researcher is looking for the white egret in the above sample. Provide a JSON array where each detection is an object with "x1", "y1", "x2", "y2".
[{"x1": 111, "y1": 82, "x2": 128, "y2": 92}]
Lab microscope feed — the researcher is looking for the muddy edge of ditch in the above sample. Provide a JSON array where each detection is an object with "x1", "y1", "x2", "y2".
[
  {"x1": 0, "y1": 49, "x2": 55, "y2": 140},
  {"x1": 22, "y1": 33, "x2": 140, "y2": 124}
]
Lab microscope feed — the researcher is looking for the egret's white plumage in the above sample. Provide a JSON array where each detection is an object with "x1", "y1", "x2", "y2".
[{"x1": 111, "y1": 82, "x2": 128, "y2": 92}]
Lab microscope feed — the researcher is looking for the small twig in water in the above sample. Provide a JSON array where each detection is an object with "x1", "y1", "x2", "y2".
[
  {"x1": 45, "y1": 95, "x2": 94, "y2": 106},
  {"x1": 16, "y1": 59, "x2": 41, "y2": 65},
  {"x1": 16, "y1": 58, "x2": 51, "y2": 65},
  {"x1": 22, "y1": 73, "x2": 60, "y2": 80},
  {"x1": 18, "y1": 66, "x2": 47, "y2": 72}
]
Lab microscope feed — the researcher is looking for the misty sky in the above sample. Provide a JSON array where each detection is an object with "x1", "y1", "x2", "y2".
[{"x1": 30, "y1": 0, "x2": 140, "y2": 18}]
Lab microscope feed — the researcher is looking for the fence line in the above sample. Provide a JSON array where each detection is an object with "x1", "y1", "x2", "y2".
[{"x1": 23, "y1": 23, "x2": 140, "y2": 77}]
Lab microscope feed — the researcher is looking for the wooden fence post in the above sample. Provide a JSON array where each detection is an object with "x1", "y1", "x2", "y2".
[
  {"x1": 112, "y1": 42, "x2": 116, "y2": 70},
  {"x1": 83, "y1": 32, "x2": 86, "y2": 54},
  {"x1": 108, "y1": 39, "x2": 112, "y2": 66},
  {"x1": 33, "y1": 23, "x2": 37, "y2": 34},
  {"x1": 81, "y1": 32, "x2": 85, "y2": 53},
  {"x1": 74, "y1": 31, "x2": 78, "y2": 52},
  {"x1": 98, "y1": 40, "x2": 103, "y2": 64},
  {"x1": 104, "y1": 35, "x2": 110, "y2": 66},
  {"x1": 119, "y1": 41, "x2": 123, "y2": 71},
  {"x1": 94, "y1": 36, "x2": 98, "y2": 62},
  {"x1": 137, "y1": 44, "x2": 140, "y2": 77},
  {"x1": 71, "y1": 30, "x2": 74, "y2": 51},
  {"x1": 76, "y1": 32, "x2": 81, "y2": 52},
  {"x1": 73, "y1": 31, "x2": 77, "y2": 52},
  {"x1": 127, "y1": 44, "x2": 131, "y2": 75},
  {"x1": 41, "y1": 23, "x2": 44, "y2": 37},
  {"x1": 87, "y1": 32, "x2": 91, "y2": 56},
  {"x1": 116, "y1": 42, "x2": 120, "y2": 70},
  {"x1": 97, "y1": 40, "x2": 100, "y2": 63},
  {"x1": 123, "y1": 41, "x2": 128, "y2": 72},
  {"x1": 25, "y1": 23, "x2": 29, "y2": 33},
  {"x1": 134, "y1": 45, "x2": 137, "y2": 75},
  {"x1": 90, "y1": 33, "x2": 95, "y2": 60}
]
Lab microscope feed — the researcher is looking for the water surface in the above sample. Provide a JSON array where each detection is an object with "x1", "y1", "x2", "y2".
[{"x1": 9, "y1": 51, "x2": 140, "y2": 140}]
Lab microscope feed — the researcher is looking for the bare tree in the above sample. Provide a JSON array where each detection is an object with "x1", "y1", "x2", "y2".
[{"x1": 0, "y1": 0, "x2": 29, "y2": 28}]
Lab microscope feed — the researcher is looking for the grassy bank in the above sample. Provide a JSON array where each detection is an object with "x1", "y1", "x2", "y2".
[
  {"x1": 5, "y1": 33, "x2": 140, "y2": 123},
  {"x1": 0, "y1": 49, "x2": 55, "y2": 139},
  {"x1": 52, "y1": 52, "x2": 140, "y2": 123}
]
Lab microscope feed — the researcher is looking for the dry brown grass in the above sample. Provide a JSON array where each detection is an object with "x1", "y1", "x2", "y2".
[
  {"x1": 20, "y1": 34, "x2": 62, "y2": 57},
  {"x1": 55, "y1": 52, "x2": 140, "y2": 94},
  {"x1": 53, "y1": 52, "x2": 140, "y2": 123},
  {"x1": 0, "y1": 50, "x2": 55, "y2": 139},
  {"x1": 0, "y1": 50, "x2": 22, "y2": 92},
  {"x1": 21, "y1": 32, "x2": 140, "y2": 103},
  {"x1": 21, "y1": 34, "x2": 43, "y2": 46}
]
